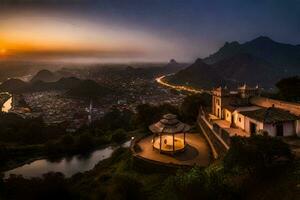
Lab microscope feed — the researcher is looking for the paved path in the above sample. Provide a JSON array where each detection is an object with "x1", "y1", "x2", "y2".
[{"x1": 136, "y1": 133, "x2": 211, "y2": 166}]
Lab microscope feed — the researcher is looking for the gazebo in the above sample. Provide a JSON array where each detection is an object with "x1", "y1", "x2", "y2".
[{"x1": 149, "y1": 114, "x2": 190, "y2": 154}]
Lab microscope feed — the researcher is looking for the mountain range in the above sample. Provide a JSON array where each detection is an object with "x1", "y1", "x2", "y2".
[
  {"x1": 0, "y1": 76, "x2": 114, "y2": 98},
  {"x1": 169, "y1": 36, "x2": 300, "y2": 89}
]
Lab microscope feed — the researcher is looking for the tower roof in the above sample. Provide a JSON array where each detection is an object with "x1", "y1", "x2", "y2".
[{"x1": 149, "y1": 114, "x2": 190, "y2": 134}]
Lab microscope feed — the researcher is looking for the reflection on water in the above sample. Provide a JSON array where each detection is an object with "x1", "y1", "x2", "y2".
[
  {"x1": 2, "y1": 96, "x2": 12, "y2": 112},
  {"x1": 4, "y1": 140, "x2": 131, "y2": 179}
]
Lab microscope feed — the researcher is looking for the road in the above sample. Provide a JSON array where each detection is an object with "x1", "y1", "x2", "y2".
[{"x1": 155, "y1": 74, "x2": 209, "y2": 94}]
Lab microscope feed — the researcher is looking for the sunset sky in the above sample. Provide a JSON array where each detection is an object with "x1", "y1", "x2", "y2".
[{"x1": 0, "y1": 0, "x2": 299, "y2": 62}]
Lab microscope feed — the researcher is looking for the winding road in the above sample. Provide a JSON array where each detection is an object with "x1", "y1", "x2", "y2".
[{"x1": 155, "y1": 74, "x2": 206, "y2": 94}]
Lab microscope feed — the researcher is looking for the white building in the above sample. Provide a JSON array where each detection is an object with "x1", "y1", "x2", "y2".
[{"x1": 211, "y1": 85, "x2": 300, "y2": 137}]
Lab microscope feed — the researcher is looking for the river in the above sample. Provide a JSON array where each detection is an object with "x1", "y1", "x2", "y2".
[
  {"x1": 4, "y1": 140, "x2": 131, "y2": 179},
  {"x1": 2, "y1": 95, "x2": 12, "y2": 112}
]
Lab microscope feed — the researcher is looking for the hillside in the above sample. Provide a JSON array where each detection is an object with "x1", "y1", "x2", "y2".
[
  {"x1": 30, "y1": 70, "x2": 59, "y2": 83},
  {"x1": 213, "y1": 53, "x2": 280, "y2": 87},
  {"x1": 169, "y1": 53, "x2": 284, "y2": 89},
  {"x1": 204, "y1": 36, "x2": 300, "y2": 75},
  {"x1": 0, "y1": 77, "x2": 113, "y2": 98},
  {"x1": 168, "y1": 58, "x2": 224, "y2": 89},
  {"x1": 0, "y1": 79, "x2": 28, "y2": 93},
  {"x1": 169, "y1": 36, "x2": 300, "y2": 89}
]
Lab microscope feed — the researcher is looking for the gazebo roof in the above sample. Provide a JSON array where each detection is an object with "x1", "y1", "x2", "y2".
[{"x1": 149, "y1": 114, "x2": 190, "y2": 134}]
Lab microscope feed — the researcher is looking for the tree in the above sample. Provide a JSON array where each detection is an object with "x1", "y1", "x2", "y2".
[
  {"x1": 111, "y1": 129, "x2": 127, "y2": 143},
  {"x1": 180, "y1": 93, "x2": 212, "y2": 122},
  {"x1": 275, "y1": 76, "x2": 300, "y2": 102},
  {"x1": 106, "y1": 174, "x2": 144, "y2": 200},
  {"x1": 224, "y1": 135, "x2": 293, "y2": 174},
  {"x1": 76, "y1": 133, "x2": 94, "y2": 152},
  {"x1": 136, "y1": 103, "x2": 179, "y2": 128}
]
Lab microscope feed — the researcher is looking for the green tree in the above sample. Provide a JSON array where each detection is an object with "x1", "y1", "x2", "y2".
[
  {"x1": 276, "y1": 76, "x2": 300, "y2": 102},
  {"x1": 180, "y1": 93, "x2": 212, "y2": 122},
  {"x1": 224, "y1": 135, "x2": 293, "y2": 174},
  {"x1": 111, "y1": 129, "x2": 127, "y2": 143}
]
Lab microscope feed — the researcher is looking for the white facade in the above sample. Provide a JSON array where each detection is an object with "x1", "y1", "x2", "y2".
[{"x1": 211, "y1": 87, "x2": 300, "y2": 138}]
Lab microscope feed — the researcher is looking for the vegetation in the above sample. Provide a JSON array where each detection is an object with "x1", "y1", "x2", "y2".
[
  {"x1": 224, "y1": 135, "x2": 293, "y2": 174},
  {"x1": 275, "y1": 76, "x2": 300, "y2": 102},
  {"x1": 180, "y1": 93, "x2": 211, "y2": 122},
  {"x1": 135, "y1": 103, "x2": 179, "y2": 128},
  {"x1": 1, "y1": 134, "x2": 299, "y2": 200}
]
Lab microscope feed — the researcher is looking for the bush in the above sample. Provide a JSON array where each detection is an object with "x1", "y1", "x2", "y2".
[
  {"x1": 1, "y1": 172, "x2": 76, "y2": 200},
  {"x1": 224, "y1": 135, "x2": 293, "y2": 175},
  {"x1": 76, "y1": 133, "x2": 94, "y2": 152},
  {"x1": 106, "y1": 174, "x2": 144, "y2": 200},
  {"x1": 160, "y1": 166, "x2": 236, "y2": 200}
]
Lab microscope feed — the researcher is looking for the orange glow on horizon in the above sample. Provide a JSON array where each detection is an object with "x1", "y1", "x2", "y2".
[{"x1": 0, "y1": 13, "x2": 180, "y2": 61}]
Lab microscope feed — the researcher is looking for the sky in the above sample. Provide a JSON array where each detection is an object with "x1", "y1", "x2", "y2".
[{"x1": 0, "y1": 0, "x2": 299, "y2": 62}]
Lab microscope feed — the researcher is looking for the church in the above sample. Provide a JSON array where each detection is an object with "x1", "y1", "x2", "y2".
[{"x1": 211, "y1": 85, "x2": 300, "y2": 137}]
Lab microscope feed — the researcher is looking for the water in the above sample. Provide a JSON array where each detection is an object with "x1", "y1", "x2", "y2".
[
  {"x1": 4, "y1": 140, "x2": 131, "y2": 179},
  {"x1": 2, "y1": 96, "x2": 12, "y2": 112}
]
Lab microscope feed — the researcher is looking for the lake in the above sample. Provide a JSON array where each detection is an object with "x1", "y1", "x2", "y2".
[{"x1": 4, "y1": 140, "x2": 131, "y2": 179}]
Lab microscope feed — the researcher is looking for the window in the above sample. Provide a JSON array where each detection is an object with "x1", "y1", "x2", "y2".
[{"x1": 239, "y1": 117, "x2": 241, "y2": 122}]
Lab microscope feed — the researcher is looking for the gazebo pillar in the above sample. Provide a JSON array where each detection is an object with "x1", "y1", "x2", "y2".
[
  {"x1": 152, "y1": 134, "x2": 155, "y2": 150},
  {"x1": 184, "y1": 132, "x2": 186, "y2": 145},
  {"x1": 159, "y1": 133, "x2": 162, "y2": 153},
  {"x1": 173, "y1": 132, "x2": 175, "y2": 153}
]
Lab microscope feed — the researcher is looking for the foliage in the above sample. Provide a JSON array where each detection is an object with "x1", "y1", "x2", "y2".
[
  {"x1": 91, "y1": 108, "x2": 135, "y2": 132},
  {"x1": 1, "y1": 172, "x2": 77, "y2": 200},
  {"x1": 180, "y1": 93, "x2": 212, "y2": 122},
  {"x1": 111, "y1": 129, "x2": 127, "y2": 143},
  {"x1": 106, "y1": 174, "x2": 144, "y2": 200},
  {"x1": 224, "y1": 135, "x2": 293, "y2": 174},
  {"x1": 0, "y1": 113, "x2": 65, "y2": 145},
  {"x1": 275, "y1": 76, "x2": 300, "y2": 102},
  {"x1": 135, "y1": 103, "x2": 179, "y2": 128},
  {"x1": 159, "y1": 166, "x2": 237, "y2": 200}
]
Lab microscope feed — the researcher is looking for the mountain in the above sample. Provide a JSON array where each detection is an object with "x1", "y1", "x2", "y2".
[
  {"x1": 31, "y1": 70, "x2": 59, "y2": 83},
  {"x1": 169, "y1": 36, "x2": 300, "y2": 89},
  {"x1": 168, "y1": 58, "x2": 224, "y2": 89},
  {"x1": 0, "y1": 79, "x2": 28, "y2": 93},
  {"x1": 162, "y1": 59, "x2": 188, "y2": 73},
  {"x1": 204, "y1": 36, "x2": 300, "y2": 74},
  {"x1": 169, "y1": 53, "x2": 283, "y2": 89},
  {"x1": 213, "y1": 53, "x2": 281, "y2": 87},
  {"x1": 0, "y1": 77, "x2": 112, "y2": 98}
]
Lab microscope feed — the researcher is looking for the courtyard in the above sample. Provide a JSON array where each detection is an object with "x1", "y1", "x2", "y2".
[{"x1": 135, "y1": 133, "x2": 211, "y2": 166}]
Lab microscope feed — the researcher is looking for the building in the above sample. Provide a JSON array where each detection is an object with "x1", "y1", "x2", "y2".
[{"x1": 211, "y1": 85, "x2": 300, "y2": 137}]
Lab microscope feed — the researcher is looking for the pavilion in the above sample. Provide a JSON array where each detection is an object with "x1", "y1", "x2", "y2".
[{"x1": 149, "y1": 114, "x2": 190, "y2": 154}]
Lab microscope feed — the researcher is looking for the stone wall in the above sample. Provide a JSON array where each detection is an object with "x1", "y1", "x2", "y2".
[{"x1": 250, "y1": 97, "x2": 300, "y2": 116}]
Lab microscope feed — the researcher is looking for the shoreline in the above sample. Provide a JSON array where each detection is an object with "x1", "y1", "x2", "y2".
[{"x1": 1, "y1": 139, "x2": 131, "y2": 177}]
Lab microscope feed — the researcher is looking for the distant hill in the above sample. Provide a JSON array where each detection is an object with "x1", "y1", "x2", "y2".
[
  {"x1": 169, "y1": 36, "x2": 300, "y2": 89},
  {"x1": 168, "y1": 58, "x2": 224, "y2": 89},
  {"x1": 162, "y1": 59, "x2": 188, "y2": 73},
  {"x1": 204, "y1": 36, "x2": 300, "y2": 74},
  {"x1": 0, "y1": 77, "x2": 113, "y2": 98},
  {"x1": 169, "y1": 53, "x2": 283, "y2": 89},
  {"x1": 0, "y1": 79, "x2": 28, "y2": 93},
  {"x1": 30, "y1": 69, "x2": 59, "y2": 83}
]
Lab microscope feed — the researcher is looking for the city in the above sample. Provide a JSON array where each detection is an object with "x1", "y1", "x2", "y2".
[{"x1": 0, "y1": 1, "x2": 300, "y2": 200}]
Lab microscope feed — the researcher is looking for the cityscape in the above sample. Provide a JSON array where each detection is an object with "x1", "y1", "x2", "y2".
[{"x1": 0, "y1": 1, "x2": 300, "y2": 200}]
